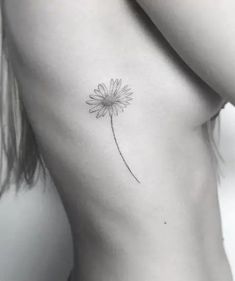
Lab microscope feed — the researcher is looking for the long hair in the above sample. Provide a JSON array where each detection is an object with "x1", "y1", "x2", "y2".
[
  {"x1": 0, "y1": 7, "x2": 45, "y2": 196},
  {"x1": 0, "y1": 5, "x2": 222, "y2": 196}
]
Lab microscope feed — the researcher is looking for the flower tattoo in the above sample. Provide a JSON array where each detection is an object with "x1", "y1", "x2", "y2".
[{"x1": 86, "y1": 79, "x2": 140, "y2": 183}]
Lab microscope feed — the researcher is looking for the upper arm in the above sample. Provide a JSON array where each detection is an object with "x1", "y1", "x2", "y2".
[{"x1": 136, "y1": 0, "x2": 235, "y2": 105}]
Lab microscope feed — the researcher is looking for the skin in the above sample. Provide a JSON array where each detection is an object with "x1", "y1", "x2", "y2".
[
  {"x1": 2, "y1": 0, "x2": 233, "y2": 280},
  {"x1": 136, "y1": 0, "x2": 235, "y2": 104}
]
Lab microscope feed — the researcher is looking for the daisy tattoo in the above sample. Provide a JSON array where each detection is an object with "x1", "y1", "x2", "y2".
[{"x1": 86, "y1": 79, "x2": 140, "y2": 183}]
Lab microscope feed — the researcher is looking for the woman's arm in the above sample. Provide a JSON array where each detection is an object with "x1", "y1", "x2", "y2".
[{"x1": 136, "y1": 0, "x2": 235, "y2": 105}]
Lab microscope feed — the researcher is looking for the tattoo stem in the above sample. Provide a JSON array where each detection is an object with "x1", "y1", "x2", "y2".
[{"x1": 110, "y1": 115, "x2": 140, "y2": 183}]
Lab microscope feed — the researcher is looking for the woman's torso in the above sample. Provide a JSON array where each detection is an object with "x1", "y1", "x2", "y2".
[{"x1": 3, "y1": 0, "x2": 233, "y2": 280}]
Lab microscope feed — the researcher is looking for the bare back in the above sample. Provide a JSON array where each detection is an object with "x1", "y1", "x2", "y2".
[{"x1": 3, "y1": 1, "x2": 232, "y2": 280}]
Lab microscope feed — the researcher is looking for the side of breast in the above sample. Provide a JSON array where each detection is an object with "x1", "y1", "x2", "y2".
[{"x1": 3, "y1": 0, "x2": 224, "y2": 132}]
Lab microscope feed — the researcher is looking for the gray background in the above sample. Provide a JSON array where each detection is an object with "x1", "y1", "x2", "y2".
[{"x1": 0, "y1": 105, "x2": 235, "y2": 281}]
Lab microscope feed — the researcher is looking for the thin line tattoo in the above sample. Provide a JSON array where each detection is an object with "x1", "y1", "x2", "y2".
[{"x1": 86, "y1": 79, "x2": 140, "y2": 183}]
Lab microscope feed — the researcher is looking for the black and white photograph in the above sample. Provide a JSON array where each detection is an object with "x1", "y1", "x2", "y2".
[{"x1": 1, "y1": 1, "x2": 235, "y2": 281}]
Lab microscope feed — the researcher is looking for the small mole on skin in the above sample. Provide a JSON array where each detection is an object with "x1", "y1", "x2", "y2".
[{"x1": 164, "y1": 221, "x2": 167, "y2": 225}]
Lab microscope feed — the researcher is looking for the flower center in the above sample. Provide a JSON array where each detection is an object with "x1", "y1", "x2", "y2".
[{"x1": 102, "y1": 95, "x2": 115, "y2": 107}]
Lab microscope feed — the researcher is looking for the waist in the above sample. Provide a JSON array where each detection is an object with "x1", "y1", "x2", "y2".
[
  {"x1": 69, "y1": 202, "x2": 231, "y2": 281},
  {"x1": 56, "y1": 168, "x2": 230, "y2": 281}
]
